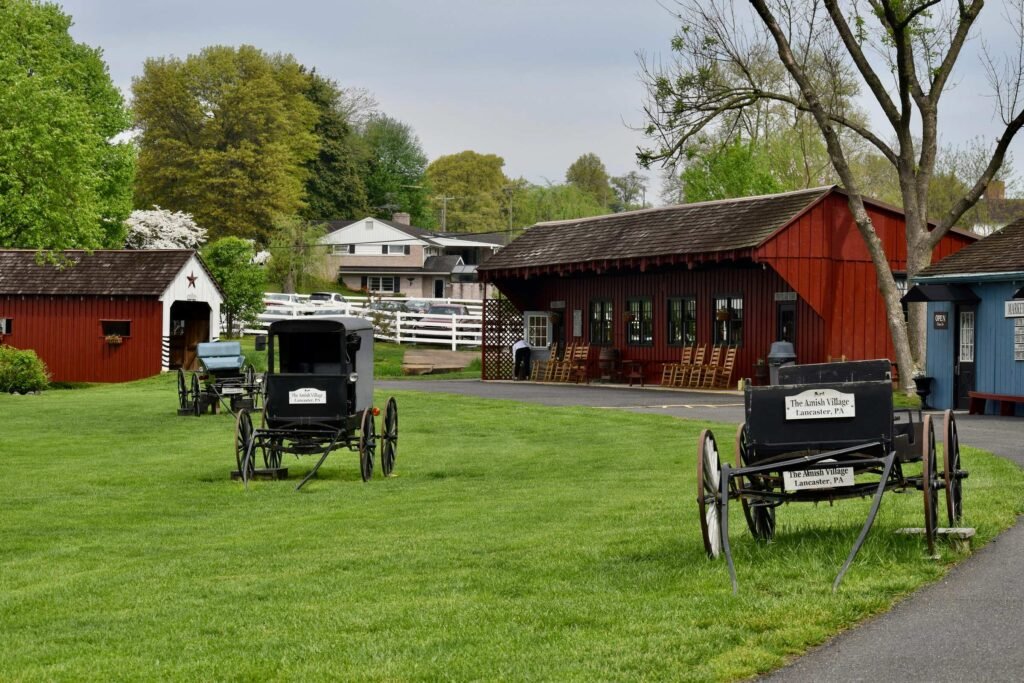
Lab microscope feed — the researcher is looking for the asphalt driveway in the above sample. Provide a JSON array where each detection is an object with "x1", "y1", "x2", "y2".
[{"x1": 380, "y1": 378, "x2": 1024, "y2": 682}]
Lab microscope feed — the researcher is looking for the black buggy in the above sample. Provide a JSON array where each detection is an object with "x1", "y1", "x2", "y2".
[
  {"x1": 697, "y1": 360, "x2": 966, "y2": 591},
  {"x1": 233, "y1": 317, "x2": 398, "y2": 490},
  {"x1": 176, "y1": 341, "x2": 262, "y2": 416}
]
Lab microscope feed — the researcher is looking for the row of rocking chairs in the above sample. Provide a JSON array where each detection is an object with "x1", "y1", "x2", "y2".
[
  {"x1": 660, "y1": 345, "x2": 737, "y2": 390},
  {"x1": 530, "y1": 343, "x2": 591, "y2": 383}
]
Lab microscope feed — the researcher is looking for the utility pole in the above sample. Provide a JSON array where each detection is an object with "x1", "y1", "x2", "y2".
[{"x1": 437, "y1": 195, "x2": 458, "y2": 231}]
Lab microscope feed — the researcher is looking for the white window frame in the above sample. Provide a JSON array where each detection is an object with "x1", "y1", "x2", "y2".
[
  {"x1": 959, "y1": 310, "x2": 975, "y2": 363},
  {"x1": 524, "y1": 311, "x2": 551, "y2": 349},
  {"x1": 367, "y1": 276, "x2": 399, "y2": 294}
]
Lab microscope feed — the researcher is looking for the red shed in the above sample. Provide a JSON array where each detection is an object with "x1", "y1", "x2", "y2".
[
  {"x1": 0, "y1": 250, "x2": 224, "y2": 383},
  {"x1": 477, "y1": 186, "x2": 976, "y2": 383}
]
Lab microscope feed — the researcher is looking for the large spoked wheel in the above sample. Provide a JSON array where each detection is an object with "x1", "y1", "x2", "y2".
[
  {"x1": 735, "y1": 423, "x2": 775, "y2": 542},
  {"x1": 177, "y1": 368, "x2": 189, "y2": 410},
  {"x1": 943, "y1": 410, "x2": 964, "y2": 525},
  {"x1": 381, "y1": 397, "x2": 398, "y2": 477},
  {"x1": 921, "y1": 415, "x2": 939, "y2": 555},
  {"x1": 359, "y1": 408, "x2": 376, "y2": 482},
  {"x1": 698, "y1": 429, "x2": 724, "y2": 559},
  {"x1": 234, "y1": 408, "x2": 255, "y2": 479},
  {"x1": 190, "y1": 373, "x2": 202, "y2": 417}
]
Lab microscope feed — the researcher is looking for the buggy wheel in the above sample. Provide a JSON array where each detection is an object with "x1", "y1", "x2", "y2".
[
  {"x1": 263, "y1": 437, "x2": 282, "y2": 469},
  {"x1": 381, "y1": 397, "x2": 398, "y2": 477},
  {"x1": 698, "y1": 429, "x2": 724, "y2": 559},
  {"x1": 234, "y1": 409, "x2": 255, "y2": 478},
  {"x1": 359, "y1": 408, "x2": 376, "y2": 482},
  {"x1": 177, "y1": 368, "x2": 189, "y2": 410},
  {"x1": 244, "y1": 363, "x2": 255, "y2": 387},
  {"x1": 190, "y1": 373, "x2": 201, "y2": 417},
  {"x1": 943, "y1": 410, "x2": 964, "y2": 525},
  {"x1": 735, "y1": 423, "x2": 775, "y2": 542},
  {"x1": 921, "y1": 415, "x2": 939, "y2": 555}
]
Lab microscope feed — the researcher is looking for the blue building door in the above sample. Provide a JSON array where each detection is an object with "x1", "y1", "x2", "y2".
[{"x1": 954, "y1": 305, "x2": 976, "y2": 409}]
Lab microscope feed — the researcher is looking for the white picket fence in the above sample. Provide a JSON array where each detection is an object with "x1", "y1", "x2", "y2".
[{"x1": 240, "y1": 295, "x2": 485, "y2": 350}]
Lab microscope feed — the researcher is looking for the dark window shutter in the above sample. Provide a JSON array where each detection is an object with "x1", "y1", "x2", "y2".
[
  {"x1": 381, "y1": 245, "x2": 388, "y2": 255},
  {"x1": 404, "y1": 245, "x2": 410, "y2": 255},
  {"x1": 360, "y1": 276, "x2": 367, "y2": 288}
]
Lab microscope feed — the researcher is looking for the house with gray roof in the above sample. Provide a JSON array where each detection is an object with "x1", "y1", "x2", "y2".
[{"x1": 318, "y1": 213, "x2": 506, "y2": 300}]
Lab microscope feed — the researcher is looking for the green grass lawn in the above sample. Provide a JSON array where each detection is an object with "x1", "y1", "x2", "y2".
[{"x1": 2, "y1": 376, "x2": 1022, "y2": 681}]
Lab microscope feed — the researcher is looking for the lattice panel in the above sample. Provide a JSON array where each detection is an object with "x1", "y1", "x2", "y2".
[{"x1": 481, "y1": 296, "x2": 521, "y2": 380}]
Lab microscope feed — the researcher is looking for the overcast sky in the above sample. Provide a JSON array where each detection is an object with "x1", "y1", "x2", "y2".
[{"x1": 57, "y1": 1, "x2": 1024, "y2": 197}]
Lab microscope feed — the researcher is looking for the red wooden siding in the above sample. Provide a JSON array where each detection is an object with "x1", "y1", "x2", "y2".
[
  {"x1": 0, "y1": 295, "x2": 163, "y2": 382},
  {"x1": 757, "y1": 194, "x2": 973, "y2": 363},
  {"x1": 495, "y1": 265, "x2": 824, "y2": 384}
]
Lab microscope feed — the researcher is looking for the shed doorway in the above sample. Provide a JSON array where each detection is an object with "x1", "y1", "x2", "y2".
[{"x1": 170, "y1": 301, "x2": 211, "y2": 370}]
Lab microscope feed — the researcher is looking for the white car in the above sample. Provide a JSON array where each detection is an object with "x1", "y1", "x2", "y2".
[{"x1": 307, "y1": 292, "x2": 348, "y2": 306}]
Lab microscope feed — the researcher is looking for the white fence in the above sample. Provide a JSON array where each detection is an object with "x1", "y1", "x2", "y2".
[{"x1": 241, "y1": 295, "x2": 485, "y2": 350}]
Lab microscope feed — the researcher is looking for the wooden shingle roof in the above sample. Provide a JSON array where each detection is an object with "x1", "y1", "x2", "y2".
[
  {"x1": 479, "y1": 187, "x2": 833, "y2": 275},
  {"x1": 0, "y1": 250, "x2": 204, "y2": 296},
  {"x1": 919, "y1": 218, "x2": 1024, "y2": 277}
]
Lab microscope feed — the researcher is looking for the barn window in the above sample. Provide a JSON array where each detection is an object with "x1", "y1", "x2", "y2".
[
  {"x1": 626, "y1": 298, "x2": 653, "y2": 346},
  {"x1": 589, "y1": 299, "x2": 613, "y2": 346},
  {"x1": 668, "y1": 297, "x2": 696, "y2": 346},
  {"x1": 101, "y1": 320, "x2": 132, "y2": 337},
  {"x1": 0, "y1": 318, "x2": 11, "y2": 334},
  {"x1": 713, "y1": 296, "x2": 743, "y2": 346}
]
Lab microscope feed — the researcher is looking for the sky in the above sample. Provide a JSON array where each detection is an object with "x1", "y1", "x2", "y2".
[
  {"x1": 57, "y1": 0, "x2": 678, "y2": 193},
  {"x1": 56, "y1": 1, "x2": 1024, "y2": 199}
]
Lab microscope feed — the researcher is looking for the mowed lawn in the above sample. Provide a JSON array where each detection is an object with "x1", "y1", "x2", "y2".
[{"x1": 2, "y1": 376, "x2": 1023, "y2": 681}]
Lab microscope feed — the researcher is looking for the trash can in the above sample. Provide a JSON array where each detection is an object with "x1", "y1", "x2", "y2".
[{"x1": 767, "y1": 341, "x2": 796, "y2": 385}]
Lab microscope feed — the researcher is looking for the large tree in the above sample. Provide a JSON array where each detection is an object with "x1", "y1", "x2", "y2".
[
  {"x1": 360, "y1": 114, "x2": 431, "y2": 225},
  {"x1": 301, "y1": 72, "x2": 370, "y2": 222},
  {"x1": 639, "y1": 0, "x2": 1024, "y2": 388},
  {"x1": 510, "y1": 181, "x2": 609, "y2": 226},
  {"x1": 132, "y1": 45, "x2": 319, "y2": 243},
  {"x1": 566, "y1": 153, "x2": 614, "y2": 209},
  {"x1": 266, "y1": 214, "x2": 326, "y2": 293},
  {"x1": 425, "y1": 151, "x2": 508, "y2": 232},
  {"x1": 0, "y1": 0, "x2": 134, "y2": 251}
]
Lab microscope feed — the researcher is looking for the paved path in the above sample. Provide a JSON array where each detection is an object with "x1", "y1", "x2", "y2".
[{"x1": 380, "y1": 379, "x2": 1024, "y2": 682}]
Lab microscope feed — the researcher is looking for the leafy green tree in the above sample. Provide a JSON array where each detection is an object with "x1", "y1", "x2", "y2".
[
  {"x1": 360, "y1": 115, "x2": 431, "y2": 225},
  {"x1": 610, "y1": 171, "x2": 648, "y2": 211},
  {"x1": 511, "y1": 182, "x2": 608, "y2": 225},
  {"x1": 202, "y1": 237, "x2": 265, "y2": 337},
  {"x1": 566, "y1": 153, "x2": 614, "y2": 209},
  {"x1": 425, "y1": 151, "x2": 508, "y2": 231},
  {"x1": 681, "y1": 140, "x2": 781, "y2": 202},
  {"x1": 301, "y1": 72, "x2": 370, "y2": 222},
  {"x1": 133, "y1": 45, "x2": 319, "y2": 243},
  {"x1": 267, "y1": 214, "x2": 326, "y2": 293},
  {"x1": 0, "y1": 0, "x2": 134, "y2": 250}
]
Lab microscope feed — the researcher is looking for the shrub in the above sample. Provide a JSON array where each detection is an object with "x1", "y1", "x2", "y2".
[{"x1": 0, "y1": 345, "x2": 50, "y2": 394}]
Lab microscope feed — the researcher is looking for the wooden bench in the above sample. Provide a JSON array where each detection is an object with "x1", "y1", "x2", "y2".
[{"x1": 968, "y1": 391, "x2": 1024, "y2": 416}]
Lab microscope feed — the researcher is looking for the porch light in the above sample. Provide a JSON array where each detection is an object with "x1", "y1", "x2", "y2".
[{"x1": 348, "y1": 372, "x2": 358, "y2": 383}]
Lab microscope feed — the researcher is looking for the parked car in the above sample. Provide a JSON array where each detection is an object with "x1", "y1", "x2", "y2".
[
  {"x1": 366, "y1": 300, "x2": 409, "y2": 313},
  {"x1": 405, "y1": 299, "x2": 432, "y2": 314},
  {"x1": 408, "y1": 303, "x2": 471, "y2": 336},
  {"x1": 263, "y1": 293, "x2": 305, "y2": 307},
  {"x1": 307, "y1": 291, "x2": 348, "y2": 306}
]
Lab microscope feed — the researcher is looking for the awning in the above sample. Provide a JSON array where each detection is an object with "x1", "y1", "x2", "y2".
[{"x1": 901, "y1": 283, "x2": 980, "y2": 303}]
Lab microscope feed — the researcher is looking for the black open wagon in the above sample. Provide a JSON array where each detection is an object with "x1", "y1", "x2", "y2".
[
  {"x1": 697, "y1": 360, "x2": 966, "y2": 591},
  {"x1": 234, "y1": 317, "x2": 398, "y2": 490},
  {"x1": 176, "y1": 341, "x2": 261, "y2": 416}
]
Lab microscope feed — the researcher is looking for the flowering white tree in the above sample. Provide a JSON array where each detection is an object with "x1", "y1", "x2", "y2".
[{"x1": 124, "y1": 206, "x2": 207, "y2": 249}]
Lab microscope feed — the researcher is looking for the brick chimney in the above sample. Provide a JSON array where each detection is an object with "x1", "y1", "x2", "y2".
[
  {"x1": 984, "y1": 180, "x2": 1006, "y2": 200},
  {"x1": 391, "y1": 212, "x2": 411, "y2": 225}
]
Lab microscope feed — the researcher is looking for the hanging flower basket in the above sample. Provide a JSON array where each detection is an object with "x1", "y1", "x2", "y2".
[
  {"x1": 716, "y1": 308, "x2": 732, "y2": 321},
  {"x1": 105, "y1": 334, "x2": 123, "y2": 345}
]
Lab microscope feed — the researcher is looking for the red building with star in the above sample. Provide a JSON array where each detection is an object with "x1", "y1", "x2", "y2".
[{"x1": 0, "y1": 250, "x2": 224, "y2": 382}]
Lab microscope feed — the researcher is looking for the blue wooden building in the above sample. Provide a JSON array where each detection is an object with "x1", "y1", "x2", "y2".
[{"x1": 908, "y1": 218, "x2": 1024, "y2": 414}]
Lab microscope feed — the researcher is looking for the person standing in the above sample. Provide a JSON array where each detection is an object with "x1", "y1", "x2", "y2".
[{"x1": 512, "y1": 338, "x2": 531, "y2": 380}]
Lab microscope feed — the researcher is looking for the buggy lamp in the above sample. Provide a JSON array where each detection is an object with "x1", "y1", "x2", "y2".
[
  {"x1": 348, "y1": 372, "x2": 358, "y2": 383},
  {"x1": 373, "y1": 406, "x2": 380, "y2": 416}
]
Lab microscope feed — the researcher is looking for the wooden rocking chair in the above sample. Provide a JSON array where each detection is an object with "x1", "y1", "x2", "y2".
[
  {"x1": 660, "y1": 346, "x2": 694, "y2": 386},
  {"x1": 686, "y1": 345, "x2": 708, "y2": 388},
  {"x1": 712, "y1": 346, "x2": 737, "y2": 388},
  {"x1": 699, "y1": 345, "x2": 723, "y2": 388}
]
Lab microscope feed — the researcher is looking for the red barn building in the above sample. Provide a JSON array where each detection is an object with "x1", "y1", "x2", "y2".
[
  {"x1": 0, "y1": 250, "x2": 224, "y2": 383},
  {"x1": 477, "y1": 186, "x2": 975, "y2": 383}
]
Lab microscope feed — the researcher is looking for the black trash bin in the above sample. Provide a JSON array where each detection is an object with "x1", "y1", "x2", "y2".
[{"x1": 767, "y1": 341, "x2": 796, "y2": 385}]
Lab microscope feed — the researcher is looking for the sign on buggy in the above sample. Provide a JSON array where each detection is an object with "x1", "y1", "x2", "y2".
[
  {"x1": 785, "y1": 388, "x2": 856, "y2": 420},
  {"x1": 289, "y1": 387, "x2": 327, "y2": 404},
  {"x1": 784, "y1": 466, "x2": 855, "y2": 490}
]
